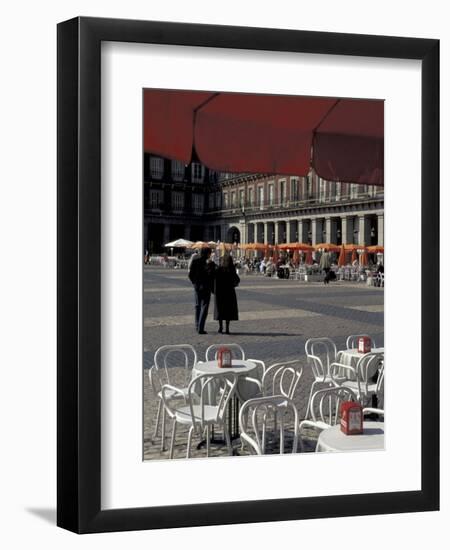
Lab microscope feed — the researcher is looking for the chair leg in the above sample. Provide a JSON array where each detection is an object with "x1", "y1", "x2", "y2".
[
  {"x1": 161, "y1": 407, "x2": 166, "y2": 452},
  {"x1": 153, "y1": 400, "x2": 162, "y2": 439},
  {"x1": 186, "y1": 426, "x2": 194, "y2": 459},
  {"x1": 206, "y1": 425, "x2": 210, "y2": 457},
  {"x1": 224, "y1": 424, "x2": 233, "y2": 456},
  {"x1": 240, "y1": 409, "x2": 249, "y2": 451},
  {"x1": 305, "y1": 381, "x2": 317, "y2": 420},
  {"x1": 262, "y1": 413, "x2": 266, "y2": 454},
  {"x1": 280, "y1": 413, "x2": 285, "y2": 454},
  {"x1": 169, "y1": 418, "x2": 177, "y2": 459}
]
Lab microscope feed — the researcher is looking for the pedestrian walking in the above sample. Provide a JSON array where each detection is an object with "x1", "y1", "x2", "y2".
[
  {"x1": 213, "y1": 254, "x2": 240, "y2": 334},
  {"x1": 188, "y1": 247, "x2": 215, "y2": 334},
  {"x1": 319, "y1": 250, "x2": 331, "y2": 283}
]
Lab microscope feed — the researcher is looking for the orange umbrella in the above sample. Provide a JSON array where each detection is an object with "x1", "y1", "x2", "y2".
[
  {"x1": 314, "y1": 243, "x2": 341, "y2": 253},
  {"x1": 190, "y1": 241, "x2": 210, "y2": 249},
  {"x1": 366, "y1": 245, "x2": 384, "y2": 254},
  {"x1": 351, "y1": 249, "x2": 358, "y2": 263},
  {"x1": 293, "y1": 249, "x2": 300, "y2": 266},
  {"x1": 279, "y1": 242, "x2": 314, "y2": 251},
  {"x1": 272, "y1": 245, "x2": 280, "y2": 264},
  {"x1": 360, "y1": 250, "x2": 369, "y2": 266},
  {"x1": 243, "y1": 242, "x2": 269, "y2": 250},
  {"x1": 305, "y1": 250, "x2": 313, "y2": 265},
  {"x1": 338, "y1": 244, "x2": 346, "y2": 266}
]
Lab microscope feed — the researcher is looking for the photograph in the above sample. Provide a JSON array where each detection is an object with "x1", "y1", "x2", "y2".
[{"x1": 142, "y1": 89, "x2": 385, "y2": 460}]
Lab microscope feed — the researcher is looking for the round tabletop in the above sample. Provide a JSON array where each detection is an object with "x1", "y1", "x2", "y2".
[
  {"x1": 340, "y1": 347, "x2": 384, "y2": 360},
  {"x1": 316, "y1": 421, "x2": 384, "y2": 452},
  {"x1": 193, "y1": 359, "x2": 258, "y2": 376}
]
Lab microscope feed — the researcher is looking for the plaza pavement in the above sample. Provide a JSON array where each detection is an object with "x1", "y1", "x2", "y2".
[{"x1": 143, "y1": 266, "x2": 384, "y2": 460}]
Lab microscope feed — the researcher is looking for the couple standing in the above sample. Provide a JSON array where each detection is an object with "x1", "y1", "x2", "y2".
[{"x1": 188, "y1": 248, "x2": 240, "y2": 334}]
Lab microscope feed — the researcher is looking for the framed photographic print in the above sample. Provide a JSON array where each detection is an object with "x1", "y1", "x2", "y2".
[{"x1": 57, "y1": 17, "x2": 439, "y2": 533}]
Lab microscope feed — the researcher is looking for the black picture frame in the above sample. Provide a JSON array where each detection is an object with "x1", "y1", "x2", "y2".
[{"x1": 57, "y1": 16, "x2": 439, "y2": 534}]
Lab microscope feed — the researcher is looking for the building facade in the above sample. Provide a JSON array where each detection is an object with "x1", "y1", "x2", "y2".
[{"x1": 144, "y1": 154, "x2": 384, "y2": 253}]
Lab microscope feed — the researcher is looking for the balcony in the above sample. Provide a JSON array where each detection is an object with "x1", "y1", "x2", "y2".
[{"x1": 208, "y1": 191, "x2": 384, "y2": 217}]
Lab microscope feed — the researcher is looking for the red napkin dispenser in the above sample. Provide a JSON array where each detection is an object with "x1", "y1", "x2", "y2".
[
  {"x1": 340, "y1": 401, "x2": 363, "y2": 435},
  {"x1": 217, "y1": 347, "x2": 232, "y2": 368},
  {"x1": 358, "y1": 336, "x2": 371, "y2": 354}
]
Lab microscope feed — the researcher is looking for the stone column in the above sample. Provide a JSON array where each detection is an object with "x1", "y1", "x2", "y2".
[
  {"x1": 377, "y1": 214, "x2": 384, "y2": 246},
  {"x1": 263, "y1": 222, "x2": 269, "y2": 244},
  {"x1": 358, "y1": 215, "x2": 367, "y2": 246},
  {"x1": 325, "y1": 217, "x2": 332, "y2": 243},
  {"x1": 311, "y1": 218, "x2": 318, "y2": 246},
  {"x1": 298, "y1": 220, "x2": 306, "y2": 243},
  {"x1": 341, "y1": 216, "x2": 349, "y2": 244}
]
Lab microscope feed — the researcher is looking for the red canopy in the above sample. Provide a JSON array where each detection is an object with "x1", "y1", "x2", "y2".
[{"x1": 144, "y1": 89, "x2": 384, "y2": 185}]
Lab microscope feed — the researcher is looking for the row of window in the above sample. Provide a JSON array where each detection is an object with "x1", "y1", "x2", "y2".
[
  {"x1": 149, "y1": 157, "x2": 215, "y2": 183},
  {"x1": 148, "y1": 190, "x2": 205, "y2": 212},
  {"x1": 222, "y1": 179, "x2": 379, "y2": 209}
]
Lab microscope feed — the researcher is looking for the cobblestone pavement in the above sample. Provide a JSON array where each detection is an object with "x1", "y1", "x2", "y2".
[{"x1": 143, "y1": 267, "x2": 384, "y2": 461}]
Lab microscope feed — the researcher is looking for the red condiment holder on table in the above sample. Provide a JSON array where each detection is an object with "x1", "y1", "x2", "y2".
[
  {"x1": 217, "y1": 347, "x2": 232, "y2": 368},
  {"x1": 340, "y1": 401, "x2": 363, "y2": 435},
  {"x1": 358, "y1": 336, "x2": 372, "y2": 354}
]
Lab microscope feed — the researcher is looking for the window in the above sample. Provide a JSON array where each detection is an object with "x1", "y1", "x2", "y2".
[
  {"x1": 208, "y1": 193, "x2": 215, "y2": 209},
  {"x1": 319, "y1": 178, "x2": 327, "y2": 202},
  {"x1": 306, "y1": 174, "x2": 313, "y2": 199},
  {"x1": 172, "y1": 191, "x2": 184, "y2": 211},
  {"x1": 248, "y1": 187, "x2": 254, "y2": 207},
  {"x1": 191, "y1": 163, "x2": 205, "y2": 182},
  {"x1": 290, "y1": 178, "x2": 299, "y2": 203},
  {"x1": 279, "y1": 180, "x2": 287, "y2": 206},
  {"x1": 223, "y1": 192, "x2": 229, "y2": 208},
  {"x1": 350, "y1": 183, "x2": 359, "y2": 199},
  {"x1": 150, "y1": 156, "x2": 164, "y2": 179},
  {"x1": 149, "y1": 189, "x2": 163, "y2": 209},
  {"x1": 258, "y1": 186, "x2": 264, "y2": 209},
  {"x1": 192, "y1": 193, "x2": 204, "y2": 213},
  {"x1": 171, "y1": 160, "x2": 185, "y2": 181},
  {"x1": 216, "y1": 191, "x2": 222, "y2": 208},
  {"x1": 268, "y1": 183, "x2": 274, "y2": 206},
  {"x1": 231, "y1": 191, "x2": 237, "y2": 208},
  {"x1": 239, "y1": 189, "x2": 245, "y2": 208}
]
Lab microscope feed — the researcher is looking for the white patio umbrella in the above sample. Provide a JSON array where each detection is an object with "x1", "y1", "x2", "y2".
[{"x1": 164, "y1": 238, "x2": 193, "y2": 248}]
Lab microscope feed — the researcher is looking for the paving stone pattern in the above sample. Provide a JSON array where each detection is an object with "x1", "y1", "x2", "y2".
[{"x1": 143, "y1": 267, "x2": 384, "y2": 461}]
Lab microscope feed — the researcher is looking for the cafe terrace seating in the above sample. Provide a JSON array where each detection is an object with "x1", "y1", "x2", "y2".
[{"x1": 149, "y1": 336, "x2": 383, "y2": 457}]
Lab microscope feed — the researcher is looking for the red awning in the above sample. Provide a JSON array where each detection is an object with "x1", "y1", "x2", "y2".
[{"x1": 143, "y1": 89, "x2": 384, "y2": 185}]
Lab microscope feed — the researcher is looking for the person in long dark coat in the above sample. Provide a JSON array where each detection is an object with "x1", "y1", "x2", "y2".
[
  {"x1": 213, "y1": 254, "x2": 240, "y2": 334},
  {"x1": 188, "y1": 247, "x2": 215, "y2": 334}
]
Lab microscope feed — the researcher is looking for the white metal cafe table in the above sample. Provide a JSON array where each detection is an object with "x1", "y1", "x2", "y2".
[
  {"x1": 192, "y1": 359, "x2": 260, "y2": 450},
  {"x1": 339, "y1": 347, "x2": 385, "y2": 374},
  {"x1": 316, "y1": 421, "x2": 385, "y2": 452}
]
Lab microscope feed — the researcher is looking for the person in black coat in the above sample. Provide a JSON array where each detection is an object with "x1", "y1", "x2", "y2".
[
  {"x1": 213, "y1": 254, "x2": 240, "y2": 334},
  {"x1": 188, "y1": 247, "x2": 215, "y2": 334}
]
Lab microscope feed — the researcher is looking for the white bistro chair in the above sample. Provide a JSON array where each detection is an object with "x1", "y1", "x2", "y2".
[
  {"x1": 161, "y1": 372, "x2": 237, "y2": 459},
  {"x1": 150, "y1": 344, "x2": 198, "y2": 451},
  {"x1": 239, "y1": 360, "x2": 303, "y2": 447},
  {"x1": 330, "y1": 352, "x2": 384, "y2": 407},
  {"x1": 299, "y1": 386, "x2": 358, "y2": 451},
  {"x1": 239, "y1": 396, "x2": 299, "y2": 455},
  {"x1": 304, "y1": 337, "x2": 338, "y2": 419}
]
